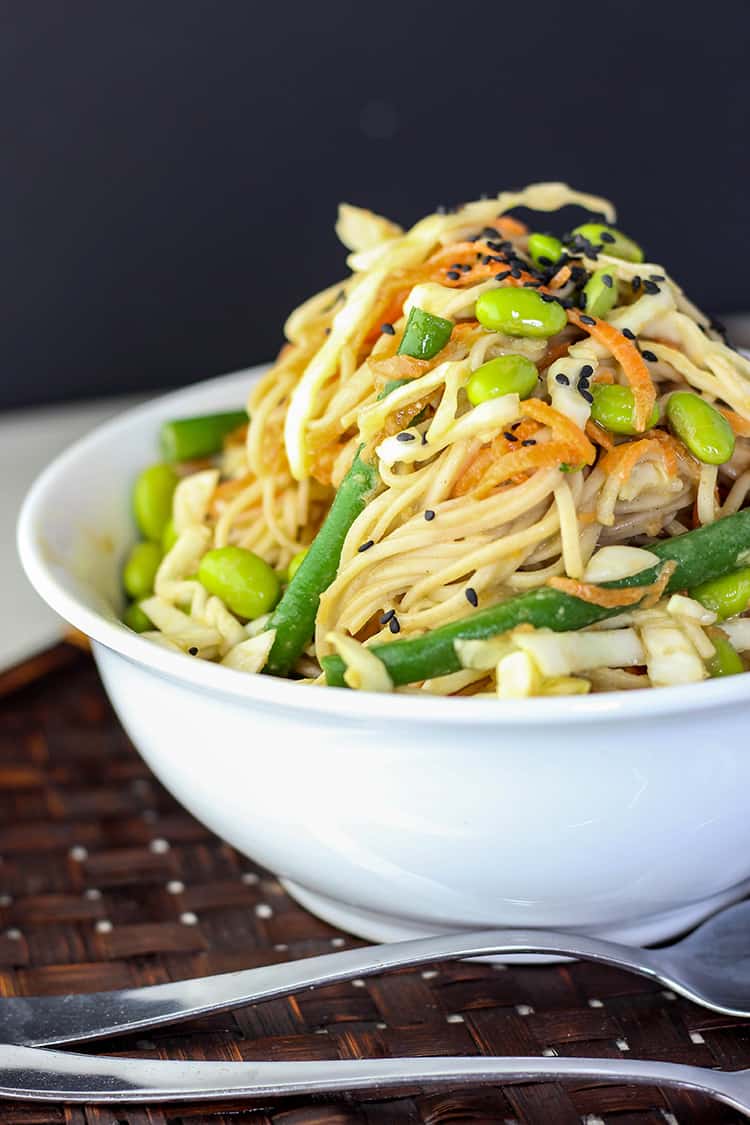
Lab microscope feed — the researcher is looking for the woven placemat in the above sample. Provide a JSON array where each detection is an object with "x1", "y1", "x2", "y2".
[{"x1": 1, "y1": 650, "x2": 749, "y2": 1124}]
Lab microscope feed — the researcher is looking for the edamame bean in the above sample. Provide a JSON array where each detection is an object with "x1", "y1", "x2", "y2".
[
  {"x1": 527, "y1": 233, "x2": 563, "y2": 269},
  {"x1": 122, "y1": 602, "x2": 153, "y2": 633},
  {"x1": 198, "y1": 546, "x2": 280, "y2": 619},
  {"x1": 287, "y1": 548, "x2": 308, "y2": 582},
  {"x1": 707, "y1": 632, "x2": 745, "y2": 677},
  {"x1": 582, "y1": 268, "x2": 617, "y2": 319},
  {"x1": 162, "y1": 519, "x2": 178, "y2": 553},
  {"x1": 133, "y1": 463, "x2": 178, "y2": 542},
  {"x1": 466, "y1": 355, "x2": 539, "y2": 406},
  {"x1": 475, "y1": 288, "x2": 566, "y2": 338},
  {"x1": 666, "y1": 392, "x2": 735, "y2": 465},
  {"x1": 692, "y1": 567, "x2": 750, "y2": 620},
  {"x1": 123, "y1": 541, "x2": 163, "y2": 600},
  {"x1": 590, "y1": 383, "x2": 660, "y2": 435},
  {"x1": 570, "y1": 223, "x2": 644, "y2": 263}
]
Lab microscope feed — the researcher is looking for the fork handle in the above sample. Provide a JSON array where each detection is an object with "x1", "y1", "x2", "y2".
[
  {"x1": 9, "y1": 927, "x2": 661, "y2": 1047},
  {"x1": 0, "y1": 1044, "x2": 747, "y2": 1112}
]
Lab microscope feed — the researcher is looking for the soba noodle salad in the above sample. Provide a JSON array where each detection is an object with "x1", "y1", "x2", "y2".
[{"x1": 123, "y1": 182, "x2": 750, "y2": 697}]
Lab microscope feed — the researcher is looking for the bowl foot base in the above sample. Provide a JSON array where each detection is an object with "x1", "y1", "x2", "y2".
[{"x1": 281, "y1": 877, "x2": 750, "y2": 961}]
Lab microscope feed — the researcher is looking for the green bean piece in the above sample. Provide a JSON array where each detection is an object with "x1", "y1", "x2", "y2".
[
  {"x1": 162, "y1": 519, "x2": 178, "y2": 553},
  {"x1": 527, "y1": 233, "x2": 563, "y2": 269},
  {"x1": 160, "y1": 410, "x2": 249, "y2": 462},
  {"x1": 666, "y1": 392, "x2": 735, "y2": 465},
  {"x1": 122, "y1": 602, "x2": 153, "y2": 633},
  {"x1": 287, "y1": 548, "x2": 308, "y2": 583},
  {"x1": 198, "y1": 546, "x2": 280, "y2": 620},
  {"x1": 582, "y1": 268, "x2": 618, "y2": 319},
  {"x1": 265, "y1": 451, "x2": 379, "y2": 676},
  {"x1": 377, "y1": 379, "x2": 411, "y2": 400},
  {"x1": 475, "y1": 288, "x2": 566, "y2": 338},
  {"x1": 692, "y1": 566, "x2": 750, "y2": 620},
  {"x1": 707, "y1": 632, "x2": 745, "y2": 677},
  {"x1": 398, "y1": 307, "x2": 453, "y2": 360},
  {"x1": 133, "y1": 463, "x2": 178, "y2": 542},
  {"x1": 570, "y1": 223, "x2": 644, "y2": 263},
  {"x1": 590, "y1": 383, "x2": 660, "y2": 435},
  {"x1": 123, "y1": 541, "x2": 163, "y2": 600},
  {"x1": 466, "y1": 355, "x2": 539, "y2": 406},
  {"x1": 323, "y1": 508, "x2": 750, "y2": 687}
]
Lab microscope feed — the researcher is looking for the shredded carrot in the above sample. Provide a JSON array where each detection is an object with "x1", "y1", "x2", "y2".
[
  {"x1": 456, "y1": 439, "x2": 583, "y2": 499},
  {"x1": 492, "y1": 215, "x2": 528, "y2": 238},
  {"x1": 718, "y1": 406, "x2": 750, "y2": 437},
  {"x1": 523, "y1": 399, "x2": 596, "y2": 464},
  {"x1": 585, "y1": 420, "x2": 614, "y2": 450},
  {"x1": 540, "y1": 335, "x2": 578, "y2": 370},
  {"x1": 451, "y1": 421, "x2": 540, "y2": 497},
  {"x1": 600, "y1": 438, "x2": 658, "y2": 482},
  {"x1": 592, "y1": 368, "x2": 616, "y2": 384},
  {"x1": 566, "y1": 309, "x2": 656, "y2": 431},
  {"x1": 641, "y1": 560, "x2": 677, "y2": 607},
  {"x1": 369, "y1": 355, "x2": 429, "y2": 381},
  {"x1": 549, "y1": 264, "x2": 571, "y2": 290},
  {"x1": 547, "y1": 576, "x2": 648, "y2": 608}
]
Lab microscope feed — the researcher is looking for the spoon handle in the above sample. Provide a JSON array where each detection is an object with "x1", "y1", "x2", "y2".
[
  {"x1": 0, "y1": 1044, "x2": 748, "y2": 1113},
  {"x1": 0, "y1": 926, "x2": 661, "y2": 1047}
]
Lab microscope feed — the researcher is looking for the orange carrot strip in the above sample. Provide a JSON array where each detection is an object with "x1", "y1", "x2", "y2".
[
  {"x1": 585, "y1": 420, "x2": 614, "y2": 450},
  {"x1": 547, "y1": 576, "x2": 649, "y2": 608},
  {"x1": 567, "y1": 309, "x2": 656, "y2": 431},
  {"x1": 549, "y1": 264, "x2": 571, "y2": 290},
  {"x1": 523, "y1": 399, "x2": 596, "y2": 464},
  {"x1": 718, "y1": 407, "x2": 750, "y2": 437}
]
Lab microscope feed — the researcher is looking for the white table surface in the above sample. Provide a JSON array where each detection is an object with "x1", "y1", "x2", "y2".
[{"x1": 1, "y1": 395, "x2": 144, "y2": 673}]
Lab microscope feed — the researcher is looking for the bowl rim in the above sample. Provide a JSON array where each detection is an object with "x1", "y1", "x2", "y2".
[{"x1": 17, "y1": 365, "x2": 750, "y2": 727}]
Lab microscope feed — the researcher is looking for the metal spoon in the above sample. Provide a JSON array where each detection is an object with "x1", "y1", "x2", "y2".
[
  {"x1": 1, "y1": 1044, "x2": 750, "y2": 1113},
  {"x1": 3, "y1": 900, "x2": 750, "y2": 1048}
]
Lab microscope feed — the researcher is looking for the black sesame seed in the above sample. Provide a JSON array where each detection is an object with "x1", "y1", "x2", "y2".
[
  {"x1": 578, "y1": 377, "x2": 590, "y2": 390},
  {"x1": 188, "y1": 647, "x2": 198, "y2": 656},
  {"x1": 650, "y1": 273, "x2": 665, "y2": 282},
  {"x1": 494, "y1": 270, "x2": 511, "y2": 282},
  {"x1": 510, "y1": 266, "x2": 522, "y2": 279},
  {"x1": 465, "y1": 587, "x2": 479, "y2": 607},
  {"x1": 480, "y1": 226, "x2": 498, "y2": 239},
  {"x1": 580, "y1": 389, "x2": 594, "y2": 404},
  {"x1": 510, "y1": 421, "x2": 522, "y2": 430},
  {"x1": 579, "y1": 314, "x2": 596, "y2": 326},
  {"x1": 579, "y1": 292, "x2": 587, "y2": 309},
  {"x1": 389, "y1": 616, "x2": 401, "y2": 634},
  {"x1": 632, "y1": 275, "x2": 642, "y2": 291},
  {"x1": 579, "y1": 364, "x2": 594, "y2": 378},
  {"x1": 504, "y1": 431, "x2": 519, "y2": 442},
  {"x1": 446, "y1": 270, "x2": 461, "y2": 281},
  {"x1": 555, "y1": 373, "x2": 570, "y2": 386},
  {"x1": 643, "y1": 280, "x2": 660, "y2": 295},
  {"x1": 600, "y1": 230, "x2": 615, "y2": 243},
  {"x1": 601, "y1": 273, "x2": 613, "y2": 288},
  {"x1": 540, "y1": 293, "x2": 555, "y2": 303},
  {"x1": 538, "y1": 255, "x2": 553, "y2": 267},
  {"x1": 523, "y1": 280, "x2": 541, "y2": 287},
  {"x1": 380, "y1": 322, "x2": 395, "y2": 335},
  {"x1": 641, "y1": 349, "x2": 658, "y2": 362},
  {"x1": 358, "y1": 539, "x2": 374, "y2": 552},
  {"x1": 424, "y1": 509, "x2": 436, "y2": 521},
  {"x1": 396, "y1": 432, "x2": 416, "y2": 442},
  {"x1": 622, "y1": 327, "x2": 636, "y2": 340},
  {"x1": 521, "y1": 438, "x2": 537, "y2": 446},
  {"x1": 569, "y1": 265, "x2": 588, "y2": 284},
  {"x1": 380, "y1": 608, "x2": 395, "y2": 625},
  {"x1": 460, "y1": 263, "x2": 472, "y2": 272},
  {"x1": 480, "y1": 254, "x2": 491, "y2": 265}
]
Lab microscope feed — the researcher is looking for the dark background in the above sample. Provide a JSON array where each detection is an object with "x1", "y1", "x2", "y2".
[{"x1": 2, "y1": 0, "x2": 748, "y2": 410}]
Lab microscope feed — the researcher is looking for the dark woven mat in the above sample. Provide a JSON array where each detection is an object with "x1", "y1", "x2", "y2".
[{"x1": 1, "y1": 649, "x2": 749, "y2": 1124}]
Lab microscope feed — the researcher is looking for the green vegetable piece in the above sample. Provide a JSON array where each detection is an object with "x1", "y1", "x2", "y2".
[
  {"x1": 266, "y1": 451, "x2": 379, "y2": 675},
  {"x1": 287, "y1": 548, "x2": 308, "y2": 583},
  {"x1": 160, "y1": 410, "x2": 249, "y2": 462},
  {"x1": 466, "y1": 355, "x2": 539, "y2": 406},
  {"x1": 377, "y1": 379, "x2": 411, "y2": 400},
  {"x1": 322, "y1": 508, "x2": 750, "y2": 687},
  {"x1": 692, "y1": 566, "x2": 750, "y2": 621},
  {"x1": 590, "y1": 383, "x2": 660, "y2": 435},
  {"x1": 570, "y1": 222, "x2": 644, "y2": 263},
  {"x1": 162, "y1": 519, "x2": 178, "y2": 553},
  {"x1": 527, "y1": 232, "x2": 563, "y2": 269},
  {"x1": 707, "y1": 632, "x2": 745, "y2": 677},
  {"x1": 133, "y1": 463, "x2": 178, "y2": 542},
  {"x1": 475, "y1": 287, "x2": 566, "y2": 338},
  {"x1": 123, "y1": 541, "x2": 163, "y2": 600},
  {"x1": 198, "y1": 546, "x2": 281, "y2": 620},
  {"x1": 582, "y1": 268, "x2": 618, "y2": 319},
  {"x1": 666, "y1": 392, "x2": 735, "y2": 465},
  {"x1": 398, "y1": 307, "x2": 453, "y2": 360},
  {"x1": 122, "y1": 602, "x2": 153, "y2": 633}
]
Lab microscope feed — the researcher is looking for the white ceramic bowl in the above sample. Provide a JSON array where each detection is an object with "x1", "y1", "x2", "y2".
[{"x1": 18, "y1": 366, "x2": 750, "y2": 947}]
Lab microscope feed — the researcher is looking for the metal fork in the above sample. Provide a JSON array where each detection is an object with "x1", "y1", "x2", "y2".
[
  {"x1": 4, "y1": 901, "x2": 750, "y2": 1048},
  {"x1": 0, "y1": 1044, "x2": 749, "y2": 1112}
]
